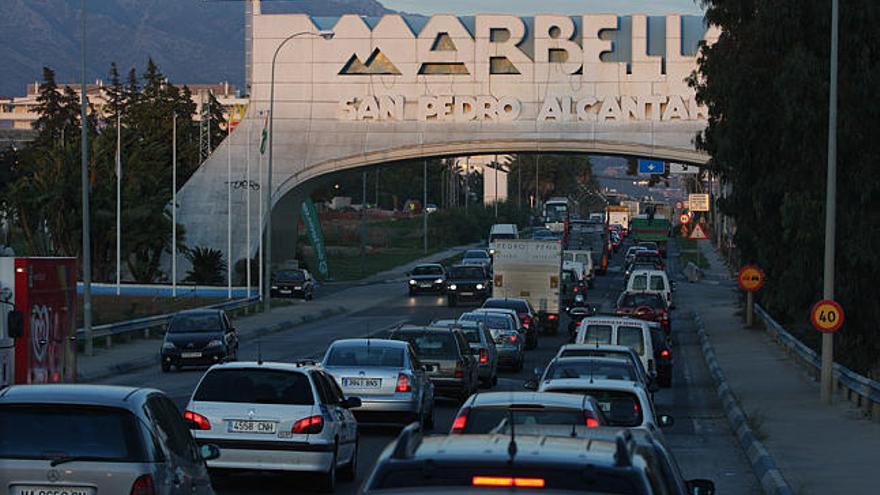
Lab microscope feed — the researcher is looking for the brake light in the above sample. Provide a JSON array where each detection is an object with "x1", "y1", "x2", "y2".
[
  {"x1": 396, "y1": 373, "x2": 412, "y2": 393},
  {"x1": 292, "y1": 415, "x2": 324, "y2": 434},
  {"x1": 509, "y1": 334, "x2": 518, "y2": 343},
  {"x1": 660, "y1": 349, "x2": 671, "y2": 359},
  {"x1": 520, "y1": 315, "x2": 531, "y2": 328},
  {"x1": 183, "y1": 410, "x2": 210, "y2": 430},
  {"x1": 548, "y1": 314, "x2": 558, "y2": 321},
  {"x1": 451, "y1": 407, "x2": 470, "y2": 433},
  {"x1": 479, "y1": 348, "x2": 488, "y2": 363},
  {"x1": 454, "y1": 362, "x2": 465, "y2": 378},
  {"x1": 472, "y1": 477, "x2": 546, "y2": 488},
  {"x1": 130, "y1": 474, "x2": 156, "y2": 495},
  {"x1": 573, "y1": 286, "x2": 579, "y2": 293},
  {"x1": 584, "y1": 412, "x2": 600, "y2": 428}
]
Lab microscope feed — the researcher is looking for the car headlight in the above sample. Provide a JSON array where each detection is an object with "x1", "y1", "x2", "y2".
[
  {"x1": 294, "y1": 286, "x2": 302, "y2": 290},
  {"x1": 476, "y1": 283, "x2": 485, "y2": 290},
  {"x1": 434, "y1": 278, "x2": 444, "y2": 284},
  {"x1": 206, "y1": 339, "x2": 224, "y2": 348},
  {"x1": 271, "y1": 285, "x2": 278, "y2": 290},
  {"x1": 489, "y1": 249, "x2": 495, "y2": 255},
  {"x1": 162, "y1": 342, "x2": 176, "y2": 350},
  {"x1": 409, "y1": 279, "x2": 416, "y2": 285},
  {"x1": 448, "y1": 284, "x2": 457, "y2": 291}
]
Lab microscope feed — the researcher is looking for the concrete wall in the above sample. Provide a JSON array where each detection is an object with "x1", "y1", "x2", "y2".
[{"x1": 172, "y1": 11, "x2": 717, "y2": 276}]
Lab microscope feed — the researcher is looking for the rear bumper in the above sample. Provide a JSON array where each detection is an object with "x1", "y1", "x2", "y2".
[
  {"x1": 354, "y1": 397, "x2": 420, "y2": 414},
  {"x1": 496, "y1": 349, "x2": 521, "y2": 366},
  {"x1": 196, "y1": 438, "x2": 335, "y2": 473},
  {"x1": 430, "y1": 377, "x2": 469, "y2": 396}
]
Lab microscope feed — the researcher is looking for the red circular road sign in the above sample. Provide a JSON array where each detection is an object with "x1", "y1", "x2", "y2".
[
  {"x1": 737, "y1": 265, "x2": 765, "y2": 292},
  {"x1": 679, "y1": 213, "x2": 691, "y2": 225},
  {"x1": 810, "y1": 300, "x2": 844, "y2": 333}
]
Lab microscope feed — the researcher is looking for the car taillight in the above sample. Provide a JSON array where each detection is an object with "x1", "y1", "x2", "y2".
[
  {"x1": 509, "y1": 334, "x2": 518, "y2": 343},
  {"x1": 584, "y1": 412, "x2": 600, "y2": 428},
  {"x1": 660, "y1": 349, "x2": 671, "y2": 359},
  {"x1": 183, "y1": 410, "x2": 211, "y2": 430},
  {"x1": 130, "y1": 474, "x2": 155, "y2": 495},
  {"x1": 451, "y1": 407, "x2": 470, "y2": 433},
  {"x1": 479, "y1": 348, "x2": 488, "y2": 363},
  {"x1": 454, "y1": 361, "x2": 465, "y2": 378},
  {"x1": 396, "y1": 373, "x2": 412, "y2": 393},
  {"x1": 292, "y1": 415, "x2": 324, "y2": 434},
  {"x1": 548, "y1": 314, "x2": 558, "y2": 321},
  {"x1": 472, "y1": 477, "x2": 546, "y2": 488},
  {"x1": 573, "y1": 286, "x2": 579, "y2": 293},
  {"x1": 520, "y1": 315, "x2": 531, "y2": 328}
]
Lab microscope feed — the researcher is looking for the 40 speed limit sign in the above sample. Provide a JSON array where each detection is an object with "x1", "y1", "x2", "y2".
[{"x1": 810, "y1": 300, "x2": 844, "y2": 333}]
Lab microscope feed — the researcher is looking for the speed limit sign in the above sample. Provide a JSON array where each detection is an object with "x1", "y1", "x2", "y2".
[
  {"x1": 679, "y1": 213, "x2": 690, "y2": 225},
  {"x1": 810, "y1": 300, "x2": 844, "y2": 333}
]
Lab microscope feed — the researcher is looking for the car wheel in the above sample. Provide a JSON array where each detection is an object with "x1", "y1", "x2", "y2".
[
  {"x1": 317, "y1": 442, "x2": 338, "y2": 492},
  {"x1": 338, "y1": 437, "x2": 357, "y2": 482},
  {"x1": 161, "y1": 361, "x2": 171, "y2": 373}
]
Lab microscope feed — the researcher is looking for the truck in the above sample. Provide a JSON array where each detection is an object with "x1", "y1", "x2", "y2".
[
  {"x1": 621, "y1": 200, "x2": 641, "y2": 220},
  {"x1": 605, "y1": 205, "x2": 630, "y2": 229},
  {"x1": 492, "y1": 240, "x2": 562, "y2": 334},
  {"x1": 630, "y1": 215, "x2": 672, "y2": 257},
  {"x1": 0, "y1": 257, "x2": 78, "y2": 387}
]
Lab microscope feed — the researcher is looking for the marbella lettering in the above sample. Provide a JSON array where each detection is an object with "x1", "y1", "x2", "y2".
[{"x1": 339, "y1": 94, "x2": 707, "y2": 122}]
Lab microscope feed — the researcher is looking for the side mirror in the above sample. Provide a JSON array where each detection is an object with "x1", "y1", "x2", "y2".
[
  {"x1": 7, "y1": 310, "x2": 24, "y2": 339},
  {"x1": 658, "y1": 415, "x2": 675, "y2": 428},
  {"x1": 342, "y1": 396, "x2": 362, "y2": 409},
  {"x1": 686, "y1": 479, "x2": 716, "y2": 495},
  {"x1": 200, "y1": 444, "x2": 221, "y2": 461},
  {"x1": 523, "y1": 380, "x2": 538, "y2": 391},
  {"x1": 533, "y1": 367, "x2": 544, "y2": 377}
]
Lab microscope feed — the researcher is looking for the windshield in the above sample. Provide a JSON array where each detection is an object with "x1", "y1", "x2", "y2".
[
  {"x1": 449, "y1": 266, "x2": 485, "y2": 279},
  {"x1": 461, "y1": 407, "x2": 587, "y2": 434},
  {"x1": 412, "y1": 266, "x2": 443, "y2": 276},
  {"x1": 464, "y1": 250, "x2": 489, "y2": 259},
  {"x1": 396, "y1": 332, "x2": 458, "y2": 359},
  {"x1": 193, "y1": 369, "x2": 314, "y2": 405},
  {"x1": 274, "y1": 270, "x2": 305, "y2": 282},
  {"x1": 489, "y1": 233, "x2": 516, "y2": 241},
  {"x1": 460, "y1": 314, "x2": 513, "y2": 331},
  {"x1": 169, "y1": 313, "x2": 221, "y2": 333},
  {"x1": 544, "y1": 203, "x2": 568, "y2": 222},
  {"x1": 620, "y1": 294, "x2": 665, "y2": 309},
  {"x1": 326, "y1": 344, "x2": 404, "y2": 368},
  {"x1": 0, "y1": 405, "x2": 149, "y2": 462},
  {"x1": 545, "y1": 360, "x2": 636, "y2": 381}
]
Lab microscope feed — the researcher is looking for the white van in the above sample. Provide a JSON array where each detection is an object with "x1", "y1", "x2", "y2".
[
  {"x1": 488, "y1": 224, "x2": 519, "y2": 255},
  {"x1": 563, "y1": 250, "x2": 594, "y2": 287},
  {"x1": 626, "y1": 269, "x2": 673, "y2": 308},
  {"x1": 574, "y1": 316, "x2": 656, "y2": 378}
]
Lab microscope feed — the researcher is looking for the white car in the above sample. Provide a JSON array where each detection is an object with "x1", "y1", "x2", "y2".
[
  {"x1": 574, "y1": 317, "x2": 657, "y2": 378},
  {"x1": 626, "y1": 269, "x2": 673, "y2": 309},
  {"x1": 185, "y1": 362, "x2": 360, "y2": 492},
  {"x1": 554, "y1": 344, "x2": 654, "y2": 389},
  {"x1": 624, "y1": 246, "x2": 648, "y2": 265}
]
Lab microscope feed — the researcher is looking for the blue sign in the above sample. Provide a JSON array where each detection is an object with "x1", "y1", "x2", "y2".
[{"x1": 638, "y1": 159, "x2": 666, "y2": 175}]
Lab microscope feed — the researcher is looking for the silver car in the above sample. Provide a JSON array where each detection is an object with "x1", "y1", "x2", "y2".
[
  {"x1": 184, "y1": 362, "x2": 360, "y2": 492},
  {"x1": 0, "y1": 384, "x2": 219, "y2": 495},
  {"x1": 322, "y1": 339, "x2": 435, "y2": 427},
  {"x1": 431, "y1": 320, "x2": 498, "y2": 388},
  {"x1": 449, "y1": 391, "x2": 606, "y2": 434},
  {"x1": 458, "y1": 311, "x2": 524, "y2": 371}
]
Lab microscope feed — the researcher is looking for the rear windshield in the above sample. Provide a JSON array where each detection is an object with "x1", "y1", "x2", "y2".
[
  {"x1": 412, "y1": 266, "x2": 443, "y2": 276},
  {"x1": 484, "y1": 300, "x2": 527, "y2": 313},
  {"x1": 395, "y1": 332, "x2": 458, "y2": 359},
  {"x1": 0, "y1": 405, "x2": 149, "y2": 462},
  {"x1": 649, "y1": 276, "x2": 666, "y2": 291},
  {"x1": 620, "y1": 294, "x2": 665, "y2": 309},
  {"x1": 460, "y1": 314, "x2": 513, "y2": 331},
  {"x1": 545, "y1": 360, "x2": 636, "y2": 381},
  {"x1": 459, "y1": 328, "x2": 482, "y2": 344},
  {"x1": 449, "y1": 266, "x2": 485, "y2": 279},
  {"x1": 326, "y1": 344, "x2": 404, "y2": 368},
  {"x1": 275, "y1": 270, "x2": 305, "y2": 282},
  {"x1": 582, "y1": 325, "x2": 612, "y2": 344},
  {"x1": 464, "y1": 250, "x2": 489, "y2": 259},
  {"x1": 617, "y1": 326, "x2": 645, "y2": 355},
  {"x1": 463, "y1": 407, "x2": 585, "y2": 434},
  {"x1": 552, "y1": 390, "x2": 644, "y2": 427},
  {"x1": 194, "y1": 369, "x2": 314, "y2": 405},
  {"x1": 169, "y1": 313, "x2": 220, "y2": 333},
  {"x1": 560, "y1": 349, "x2": 629, "y2": 361},
  {"x1": 489, "y1": 233, "x2": 516, "y2": 241},
  {"x1": 631, "y1": 275, "x2": 648, "y2": 291}
]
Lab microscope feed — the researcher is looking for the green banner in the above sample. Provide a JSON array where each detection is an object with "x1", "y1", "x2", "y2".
[{"x1": 301, "y1": 199, "x2": 329, "y2": 278}]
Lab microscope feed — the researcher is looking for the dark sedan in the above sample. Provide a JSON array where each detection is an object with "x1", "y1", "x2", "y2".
[
  {"x1": 270, "y1": 268, "x2": 314, "y2": 299},
  {"x1": 446, "y1": 264, "x2": 491, "y2": 307},
  {"x1": 407, "y1": 263, "x2": 448, "y2": 295},
  {"x1": 160, "y1": 309, "x2": 238, "y2": 372}
]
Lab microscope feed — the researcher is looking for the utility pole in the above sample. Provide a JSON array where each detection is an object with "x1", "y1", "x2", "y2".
[
  {"x1": 360, "y1": 171, "x2": 367, "y2": 276},
  {"x1": 80, "y1": 0, "x2": 94, "y2": 356},
  {"x1": 494, "y1": 154, "x2": 499, "y2": 218},
  {"x1": 423, "y1": 159, "x2": 428, "y2": 254},
  {"x1": 820, "y1": 0, "x2": 840, "y2": 405},
  {"x1": 172, "y1": 113, "x2": 177, "y2": 297}
]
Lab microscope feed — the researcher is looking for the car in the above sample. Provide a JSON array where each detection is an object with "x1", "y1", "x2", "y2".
[
  {"x1": 488, "y1": 223, "x2": 519, "y2": 255},
  {"x1": 445, "y1": 264, "x2": 491, "y2": 306},
  {"x1": 537, "y1": 378, "x2": 674, "y2": 434},
  {"x1": 624, "y1": 245, "x2": 648, "y2": 265},
  {"x1": 532, "y1": 229, "x2": 559, "y2": 240},
  {"x1": 624, "y1": 261, "x2": 662, "y2": 285},
  {"x1": 161, "y1": 309, "x2": 239, "y2": 372},
  {"x1": 431, "y1": 320, "x2": 498, "y2": 388},
  {"x1": 637, "y1": 241, "x2": 660, "y2": 252},
  {"x1": 574, "y1": 316, "x2": 657, "y2": 379},
  {"x1": 481, "y1": 297, "x2": 540, "y2": 349},
  {"x1": 560, "y1": 267, "x2": 588, "y2": 308},
  {"x1": 626, "y1": 269, "x2": 674, "y2": 309},
  {"x1": 468, "y1": 306, "x2": 535, "y2": 351},
  {"x1": 461, "y1": 249, "x2": 491, "y2": 269},
  {"x1": 554, "y1": 344, "x2": 654, "y2": 390},
  {"x1": 0, "y1": 384, "x2": 219, "y2": 495},
  {"x1": 632, "y1": 250, "x2": 665, "y2": 271},
  {"x1": 458, "y1": 311, "x2": 524, "y2": 371},
  {"x1": 527, "y1": 356, "x2": 648, "y2": 391},
  {"x1": 388, "y1": 326, "x2": 479, "y2": 402},
  {"x1": 616, "y1": 291, "x2": 671, "y2": 334},
  {"x1": 321, "y1": 339, "x2": 435, "y2": 426},
  {"x1": 184, "y1": 361, "x2": 360, "y2": 492},
  {"x1": 449, "y1": 391, "x2": 605, "y2": 434},
  {"x1": 609, "y1": 230, "x2": 621, "y2": 251},
  {"x1": 424, "y1": 203, "x2": 439, "y2": 214},
  {"x1": 565, "y1": 304, "x2": 595, "y2": 338},
  {"x1": 362, "y1": 424, "x2": 703, "y2": 494},
  {"x1": 270, "y1": 268, "x2": 314, "y2": 299},
  {"x1": 649, "y1": 325, "x2": 674, "y2": 388},
  {"x1": 406, "y1": 263, "x2": 448, "y2": 295}
]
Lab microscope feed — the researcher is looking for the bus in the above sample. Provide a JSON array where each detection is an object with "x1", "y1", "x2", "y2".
[{"x1": 543, "y1": 197, "x2": 574, "y2": 234}]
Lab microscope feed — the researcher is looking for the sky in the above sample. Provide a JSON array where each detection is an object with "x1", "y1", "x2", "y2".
[{"x1": 382, "y1": 0, "x2": 705, "y2": 16}]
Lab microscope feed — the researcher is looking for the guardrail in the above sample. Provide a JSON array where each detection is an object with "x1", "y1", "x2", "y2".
[
  {"x1": 755, "y1": 305, "x2": 880, "y2": 421},
  {"x1": 75, "y1": 296, "x2": 261, "y2": 349}
]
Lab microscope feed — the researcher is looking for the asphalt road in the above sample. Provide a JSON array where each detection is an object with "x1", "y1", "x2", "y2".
[{"x1": 95, "y1": 242, "x2": 759, "y2": 494}]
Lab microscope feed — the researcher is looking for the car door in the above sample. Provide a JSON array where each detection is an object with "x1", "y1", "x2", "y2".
[
  {"x1": 317, "y1": 371, "x2": 357, "y2": 460},
  {"x1": 144, "y1": 395, "x2": 199, "y2": 495}
]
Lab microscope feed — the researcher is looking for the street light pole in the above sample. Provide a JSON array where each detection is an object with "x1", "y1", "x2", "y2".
[
  {"x1": 820, "y1": 0, "x2": 839, "y2": 405},
  {"x1": 265, "y1": 29, "x2": 334, "y2": 312},
  {"x1": 80, "y1": 0, "x2": 94, "y2": 356}
]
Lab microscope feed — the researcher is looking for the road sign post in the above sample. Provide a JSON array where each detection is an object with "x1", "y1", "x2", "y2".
[{"x1": 738, "y1": 265, "x2": 765, "y2": 327}]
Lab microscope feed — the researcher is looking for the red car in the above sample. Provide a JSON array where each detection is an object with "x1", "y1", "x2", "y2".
[{"x1": 615, "y1": 292, "x2": 671, "y2": 334}]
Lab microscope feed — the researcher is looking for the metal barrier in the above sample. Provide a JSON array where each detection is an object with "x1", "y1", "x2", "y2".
[
  {"x1": 755, "y1": 305, "x2": 880, "y2": 420},
  {"x1": 75, "y1": 296, "x2": 261, "y2": 349}
]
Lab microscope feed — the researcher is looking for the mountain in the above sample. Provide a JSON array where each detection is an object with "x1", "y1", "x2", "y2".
[{"x1": 0, "y1": 0, "x2": 391, "y2": 97}]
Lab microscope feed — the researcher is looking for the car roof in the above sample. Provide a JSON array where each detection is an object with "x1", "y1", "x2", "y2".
[
  {"x1": 205, "y1": 361, "x2": 320, "y2": 373},
  {"x1": 394, "y1": 326, "x2": 457, "y2": 335},
  {"x1": 175, "y1": 309, "x2": 221, "y2": 316},
  {"x1": 433, "y1": 320, "x2": 482, "y2": 329},
  {"x1": 484, "y1": 297, "x2": 528, "y2": 305},
  {"x1": 468, "y1": 391, "x2": 598, "y2": 409},
  {"x1": 329, "y1": 338, "x2": 409, "y2": 349},
  {"x1": 541, "y1": 378, "x2": 646, "y2": 392},
  {"x1": 413, "y1": 263, "x2": 444, "y2": 269},
  {"x1": 551, "y1": 356, "x2": 634, "y2": 365},
  {"x1": 0, "y1": 384, "x2": 156, "y2": 408},
  {"x1": 580, "y1": 316, "x2": 649, "y2": 327},
  {"x1": 629, "y1": 269, "x2": 667, "y2": 276},
  {"x1": 403, "y1": 432, "x2": 618, "y2": 464},
  {"x1": 560, "y1": 343, "x2": 635, "y2": 353}
]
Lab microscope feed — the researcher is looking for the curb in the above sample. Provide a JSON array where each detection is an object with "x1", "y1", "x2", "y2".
[
  {"x1": 77, "y1": 305, "x2": 349, "y2": 382},
  {"x1": 693, "y1": 313, "x2": 794, "y2": 495}
]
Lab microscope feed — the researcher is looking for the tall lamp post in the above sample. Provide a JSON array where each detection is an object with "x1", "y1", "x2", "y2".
[
  {"x1": 80, "y1": 0, "x2": 94, "y2": 356},
  {"x1": 265, "y1": 29, "x2": 334, "y2": 311}
]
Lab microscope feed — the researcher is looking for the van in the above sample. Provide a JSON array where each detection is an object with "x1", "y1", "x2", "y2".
[
  {"x1": 574, "y1": 317, "x2": 656, "y2": 379},
  {"x1": 563, "y1": 249, "x2": 594, "y2": 287},
  {"x1": 626, "y1": 269, "x2": 673, "y2": 309},
  {"x1": 487, "y1": 224, "x2": 518, "y2": 255}
]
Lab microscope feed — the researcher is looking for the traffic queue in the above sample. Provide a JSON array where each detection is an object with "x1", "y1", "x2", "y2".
[{"x1": 0, "y1": 210, "x2": 709, "y2": 495}]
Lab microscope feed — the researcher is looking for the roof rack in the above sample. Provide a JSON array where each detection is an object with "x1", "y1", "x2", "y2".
[
  {"x1": 292, "y1": 359, "x2": 319, "y2": 367},
  {"x1": 613, "y1": 429, "x2": 637, "y2": 467},
  {"x1": 391, "y1": 422, "x2": 424, "y2": 460}
]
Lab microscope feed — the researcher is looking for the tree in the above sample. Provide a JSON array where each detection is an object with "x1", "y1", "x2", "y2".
[{"x1": 184, "y1": 247, "x2": 226, "y2": 285}]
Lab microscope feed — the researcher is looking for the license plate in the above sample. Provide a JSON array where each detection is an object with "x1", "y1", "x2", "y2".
[
  {"x1": 280, "y1": 289, "x2": 292, "y2": 293},
  {"x1": 13, "y1": 486, "x2": 96, "y2": 495},
  {"x1": 228, "y1": 419, "x2": 277, "y2": 434},
  {"x1": 181, "y1": 352, "x2": 202, "y2": 358},
  {"x1": 341, "y1": 377, "x2": 382, "y2": 388},
  {"x1": 420, "y1": 283, "x2": 432, "y2": 288},
  {"x1": 460, "y1": 292, "x2": 473, "y2": 296},
  {"x1": 424, "y1": 364, "x2": 438, "y2": 372}
]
